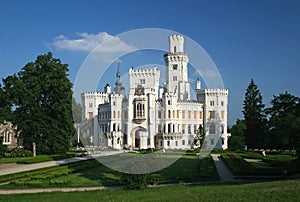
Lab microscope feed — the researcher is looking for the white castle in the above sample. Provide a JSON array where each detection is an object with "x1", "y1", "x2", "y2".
[{"x1": 80, "y1": 35, "x2": 230, "y2": 150}]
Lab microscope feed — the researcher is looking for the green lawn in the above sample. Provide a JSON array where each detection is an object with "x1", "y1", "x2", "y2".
[
  {"x1": 0, "y1": 179, "x2": 299, "y2": 201},
  {"x1": 0, "y1": 154, "x2": 218, "y2": 189},
  {"x1": 0, "y1": 153, "x2": 79, "y2": 164}
]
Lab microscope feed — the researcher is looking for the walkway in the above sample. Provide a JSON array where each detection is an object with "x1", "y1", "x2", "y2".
[
  {"x1": 211, "y1": 154, "x2": 238, "y2": 182},
  {"x1": 0, "y1": 150, "x2": 123, "y2": 176}
]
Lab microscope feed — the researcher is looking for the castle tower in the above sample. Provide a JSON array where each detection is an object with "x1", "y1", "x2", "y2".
[
  {"x1": 114, "y1": 62, "x2": 125, "y2": 94},
  {"x1": 164, "y1": 34, "x2": 190, "y2": 101}
]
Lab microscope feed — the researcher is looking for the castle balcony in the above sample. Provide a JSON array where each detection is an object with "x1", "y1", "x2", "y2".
[
  {"x1": 133, "y1": 117, "x2": 146, "y2": 124},
  {"x1": 157, "y1": 132, "x2": 183, "y2": 140}
]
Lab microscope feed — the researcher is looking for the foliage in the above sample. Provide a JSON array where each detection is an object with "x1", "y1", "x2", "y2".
[
  {"x1": 0, "y1": 84, "x2": 13, "y2": 123},
  {"x1": 266, "y1": 92, "x2": 300, "y2": 157},
  {"x1": 229, "y1": 119, "x2": 246, "y2": 150},
  {"x1": 2, "y1": 52, "x2": 75, "y2": 154},
  {"x1": 193, "y1": 124, "x2": 205, "y2": 149},
  {"x1": 243, "y1": 79, "x2": 267, "y2": 149},
  {"x1": 8, "y1": 147, "x2": 33, "y2": 158},
  {"x1": 0, "y1": 136, "x2": 7, "y2": 157},
  {"x1": 120, "y1": 174, "x2": 149, "y2": 190},
  {"x1": 72, "y1": 97, "x2": 82, "y2": 124}
]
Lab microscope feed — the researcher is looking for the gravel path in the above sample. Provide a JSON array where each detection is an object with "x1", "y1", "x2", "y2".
[{"x1": 211, "y1": 154, "x2": 240, "y2": 182}]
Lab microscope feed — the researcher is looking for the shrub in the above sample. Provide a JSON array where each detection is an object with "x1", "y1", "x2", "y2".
[
  {"x1": 9, "y1": 148, "x2": 33, "y2": 157},
  {"x1": 120, "y1": 174, "x2": 150, "y2": 190}
]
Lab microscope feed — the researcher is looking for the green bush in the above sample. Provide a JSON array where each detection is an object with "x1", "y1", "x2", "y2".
[
  {"x1": 120, "y1": 174, "x2": 150, "y2": 190},
  {"x1": 9, "y1": 148, "x2": 33, "y2": 157}
]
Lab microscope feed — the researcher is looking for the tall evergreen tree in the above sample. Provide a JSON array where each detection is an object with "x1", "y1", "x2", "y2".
[
  {"x1": 3, "y1": 52, "x2": 74, "y2": 154},
  {"x1": 243, "y1": 79, "x2": 266, "y2": 149}
]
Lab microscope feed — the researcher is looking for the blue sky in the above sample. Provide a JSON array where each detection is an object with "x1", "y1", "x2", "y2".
[{"x1": 1, "y1": 0, "x2": 300, "y2": 126}]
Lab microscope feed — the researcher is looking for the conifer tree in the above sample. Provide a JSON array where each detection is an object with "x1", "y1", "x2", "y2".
[{"x1": 243, "y1": 79, "x2": 266, "y2": 149}]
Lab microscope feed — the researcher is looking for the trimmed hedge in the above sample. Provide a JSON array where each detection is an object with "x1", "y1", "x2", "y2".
[{"x1": 221, "y1": 153, "x2": 284, "y2": 176}]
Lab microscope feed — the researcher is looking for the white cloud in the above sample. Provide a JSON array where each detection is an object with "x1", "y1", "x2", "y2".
[{"x1": 51, "y1": 32, "x2": 136, "y2": 53}]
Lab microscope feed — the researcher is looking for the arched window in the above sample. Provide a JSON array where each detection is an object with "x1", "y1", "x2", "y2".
[{"x1": 174, "y1": 46, "x2": 177, "y2": 53}]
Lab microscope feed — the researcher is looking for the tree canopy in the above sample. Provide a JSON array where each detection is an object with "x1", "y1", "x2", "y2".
[
  {"x1": 2, "y1": 52, "x2": 75, "y2": 154},
  {"x1": 229, "y1": 119, "x2": 246, "y2": 150},
  {"x1": 266, "y1": 92, "x2": 300, "y2": 156}
]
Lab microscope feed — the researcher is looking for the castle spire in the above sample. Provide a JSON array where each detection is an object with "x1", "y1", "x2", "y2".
[{"x1": 116, "y1": 61, "x2": 121, "y2": 82}]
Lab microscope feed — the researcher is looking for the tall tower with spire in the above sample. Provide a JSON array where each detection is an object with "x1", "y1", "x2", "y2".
[
  {"x1": 164, "y1": 34, "x2": 190, "y2": 101},
  {"x1": 114, "y1": 61, "x2": 125, "y2": 94}
]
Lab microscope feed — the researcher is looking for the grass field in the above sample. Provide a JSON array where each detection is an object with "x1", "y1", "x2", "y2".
[
  {"x1": 0, "y1": 179, "x2": 299, "y2": 201},
  {"x1": 0, "y1": 153, "x2": 80, "y2": 164},
  {"x1": 0, "y1": 154, "x2": 219, "y2": 189}
]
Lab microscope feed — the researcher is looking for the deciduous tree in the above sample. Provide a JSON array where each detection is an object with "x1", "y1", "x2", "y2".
[
  {"x1": 2, "y1": 52, "x2": 74, "y2": 154},
  {"x1": 229, "y1": 119, "x2": 246, "y2": 150},
  {"x1": 266, "y1": 92, "x2": 300, "y2": 156}
]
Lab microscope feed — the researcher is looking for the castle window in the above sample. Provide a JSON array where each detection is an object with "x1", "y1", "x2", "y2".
[
  {"x1": 167, "y1": 141, "x2": 170, "y2": 146},
  {"x1": 168, "y1": 100, "x2": 171, "y2": 105},
  {"x1": 209, "y1": 124, "x2": 216, "y2": 134},
  {"x1": 113, "y1": 101, "x2": 116, "y2": 106},
  {"x1": 172, "y1": 64, "x2": 178, "y2": 70},
  {"x1": 175, "y1": 141, "x2": 178, "y2": 146},
  {"x1": 136, "y1": 103, "x2": 145, "y2": 117},
  {"x1": 221, "y1": 101, "x2": 224, "y2": 106},
  {"x1": 210, "y1": 100, "x2": 214, "y2": 106},
  {"x1": 89, "y1": 103, "x2": 93, "y2": 108},
  {"x1": 158, "y1": 124, "x2": 161, "y2": 133},
  {"x1": 182, "y1": 140, "x2": 185, "y2": 145},
  {"x1": 140, "y1": 79, "x2": 145, "y2": 84},
  {"x1": 173, "y1": 110, "x2": 175, "y2": 118},
  {"x1": 113, "y1": 111, "x2": 116, "y2": 118},
  {"x1": 194, "y1": 111, "x2": 197, "y2": 119},
  {"x1": 88, "y1": 112, "x2": 93, "y2": 119},
  {"x1": 211, "y1": 139, "x2": 214, "y2": 145},
  {"x1": 209, "y1": 111, "x2": 215, "y2": 119},
  {"x1": 177, "y1": 110, "x2": 179, "y2": 118},
  {"x1": 168, "y1": 110, "x2": 171, "y2": 119},
  {"x1": 221, "y1": 111, "x2": 225, "y2": 119},
  {"x1": 173, "y1": 76, "x2": 177, "y2": 81},
  {"x1": 182, "y1": 111, "x2": 185, "y2": 119},
  {"x1": 158, "y1": 111, "x2": 161, "y2": 118},
  {"x1": 188, "y1": 125, "x2": 191, "y2": 134},
  {"x1": 174, "y1": 46, "x2": 177, "y2": 53},
  {"x1": 182, "y1": 124, "x2": 185, "y2": 134},
  {"x1": 188, "y1": 111, "x2": 191, "y2": 119},
  {"x1": 199, "y1": 112, "x2": 203, "y2": 119}
]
